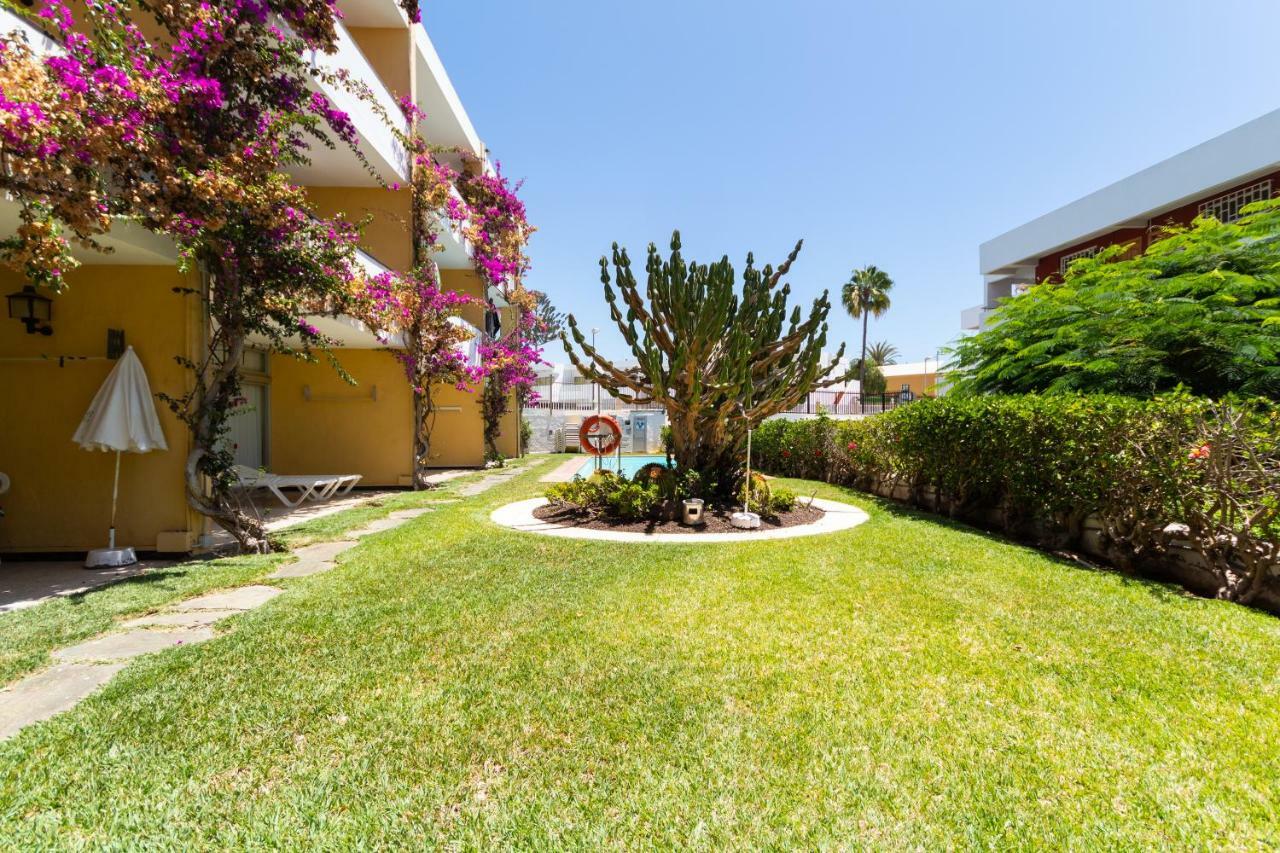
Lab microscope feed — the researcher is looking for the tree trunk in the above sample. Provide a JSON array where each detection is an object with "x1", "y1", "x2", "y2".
[
  {"x1": 413, "y1": 384, "x2": 434, "y2": 490},
  {"x1": 182, "y1": 319, "x2": 269, "y2": 553},
  {"x1": 859, "y1": 311, "x2": 869, "y2": 396}
]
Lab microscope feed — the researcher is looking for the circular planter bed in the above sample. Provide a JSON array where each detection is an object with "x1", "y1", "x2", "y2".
[{"x1": 490, "y1": 497, "x2": 869, "y2": 543}]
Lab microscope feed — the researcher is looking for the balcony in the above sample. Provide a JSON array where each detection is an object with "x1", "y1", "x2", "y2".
[
  {"x1": 960, "y1": 305, "x2": 993, "y2": 331},
  {"x1": 0, "y1": 7, "x2": 60, "y2": 56},
  {"x1": 290, "y1": 18, "x2": 409, "y2": 187},
  {"x1": 411, "y1": 26, "x2": 485, "y2": 163},
  {"x1": 433, "y1": 183, "x2": 475, "y2": 270}
]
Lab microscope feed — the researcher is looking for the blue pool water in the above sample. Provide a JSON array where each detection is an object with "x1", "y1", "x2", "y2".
[{"x1": 576, "y1": 454, "x2": 669, "y2": 478}]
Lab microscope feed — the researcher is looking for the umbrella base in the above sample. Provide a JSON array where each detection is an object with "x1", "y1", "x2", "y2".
[{"x1": 85, "y1": 547, "x2": 137, "y2": 569}]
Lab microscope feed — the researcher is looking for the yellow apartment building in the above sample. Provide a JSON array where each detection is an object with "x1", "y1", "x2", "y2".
[{"x1": 0, "y1": 1, "x2": 519, "y2": 556}]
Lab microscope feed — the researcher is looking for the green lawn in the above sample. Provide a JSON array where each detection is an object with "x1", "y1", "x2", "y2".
[
  {"x1": 0, "y1": 476, "x2": 478, "y2": 685},
  {"x1": 1, "y1": 456, "x2": 1277, "y2": 848}
]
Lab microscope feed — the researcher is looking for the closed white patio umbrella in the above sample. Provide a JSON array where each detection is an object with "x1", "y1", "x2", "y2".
[{"x1": 72, "y1": 346, "x2": 168, "y2": 568}]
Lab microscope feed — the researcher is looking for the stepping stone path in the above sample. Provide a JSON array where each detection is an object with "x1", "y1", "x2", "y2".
[
  {"x1": 457, "y1": 463, "x2": 530, "y2": 497},
  {"x1": 268, "y1": 540, "x2": 358, "y2": 579},
  {"x1": 0, "y1": 663, "x2": 126, "y2": 740},
  {"x1": 0, "y1": 584, "x2": 284, "y2": 741},
  {"x1": 0, "y1": 477, "x2": 505, "y2": 741}
]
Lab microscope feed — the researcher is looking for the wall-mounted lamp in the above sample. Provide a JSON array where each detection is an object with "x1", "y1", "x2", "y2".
[{"x1": 7, "y1": 285, "x2": 53, "y2": 336}]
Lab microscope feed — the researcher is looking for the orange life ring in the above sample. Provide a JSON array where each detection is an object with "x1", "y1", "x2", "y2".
[{"x1": 579, "y1": 414, "x2": 622, "y2": 456}]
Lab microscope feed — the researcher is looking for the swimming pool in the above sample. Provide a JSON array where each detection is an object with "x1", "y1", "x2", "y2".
[{"x1": 576, "y1": 454, "x2": 669, "y2": 478}]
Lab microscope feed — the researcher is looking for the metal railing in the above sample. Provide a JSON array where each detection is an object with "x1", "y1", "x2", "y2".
[
  {"x1": 526, "y1": 381, "x2": 622, "y2": 411},
  {"x1": 780, "y1": 390, "x2": 919, "y2": 416},
  {"x1": 526, "y1": 382, "x2": 924, "y2": 416}
]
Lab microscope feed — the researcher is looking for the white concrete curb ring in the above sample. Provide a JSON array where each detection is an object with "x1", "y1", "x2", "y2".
[{"x1": 489, "y1": 497, "x2": 869, "y2": 544}]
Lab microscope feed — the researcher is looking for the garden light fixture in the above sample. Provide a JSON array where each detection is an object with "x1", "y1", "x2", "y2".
[{"x1": 7, "y1": 285, "x2": 53, "y2": 336}]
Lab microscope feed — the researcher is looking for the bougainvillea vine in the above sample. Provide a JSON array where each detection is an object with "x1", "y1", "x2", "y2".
[{"x1": 0, "y1": 0, "x2": 371, "y2": 551}]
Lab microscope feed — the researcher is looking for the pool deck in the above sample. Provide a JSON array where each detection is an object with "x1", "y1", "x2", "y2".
[{"x1": 541, "y1": 458, "x2": 586, "y2": 483}]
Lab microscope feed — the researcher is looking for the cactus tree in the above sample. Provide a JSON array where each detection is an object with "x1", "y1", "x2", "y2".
[{"x1": 562, "y1": 231, "x2": 849, "y2": 496}]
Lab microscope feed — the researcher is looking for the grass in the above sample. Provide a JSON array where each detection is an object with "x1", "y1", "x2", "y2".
[
  {"x1": 0, "y1": 554, "x2": 283, "y2": 685},
  {"x1": 1, "y1": 456, "x2": 1278, "y2": 847},
  {"x1": 0, "y1": 468, "x2": 491, "y2": 685}
]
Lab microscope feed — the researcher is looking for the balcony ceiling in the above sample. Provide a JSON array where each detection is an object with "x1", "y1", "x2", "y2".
[
  {"x1": 335, "y1": 0, "x2": 409, "y2": 28},
  {"x1": 412, "y1": 28, "x2": 484, "y2": 158},
  {"x1": 0, "y1": 200, "x2": 177, "y2": 266}
]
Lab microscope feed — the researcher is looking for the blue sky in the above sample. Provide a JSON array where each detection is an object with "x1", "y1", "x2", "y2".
[{"x1": 424, "y1": 1, "x2": 1280, "y2": 365}]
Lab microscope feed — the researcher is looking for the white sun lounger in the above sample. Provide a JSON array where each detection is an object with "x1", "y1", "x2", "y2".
[{"x1": 233, "y1": 466, "x2": 362, "y2": 508}]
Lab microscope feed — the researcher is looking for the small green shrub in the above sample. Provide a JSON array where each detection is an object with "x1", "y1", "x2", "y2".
[
  {"x1": 605, "y1": 482, "x2": 662, "y2": 521},
  {"x1": 547, "y1": 471, "x2": 661, "y2": 521},
  {"x1": 769, "y1": 487, "x2": 797, "y2": 513},
  {"x1": 738, "y1": 471, "x2": 772, "y2": 512}
]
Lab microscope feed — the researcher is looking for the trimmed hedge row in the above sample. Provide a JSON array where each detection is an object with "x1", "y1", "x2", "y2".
[{"x1": 753, "y1": 396, "x2": 1279, "y2": 606}]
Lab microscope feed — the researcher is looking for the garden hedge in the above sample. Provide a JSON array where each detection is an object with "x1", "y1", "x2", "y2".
[{"x1": 753, "y1": 396, "x2": 1279, "y2": 607}]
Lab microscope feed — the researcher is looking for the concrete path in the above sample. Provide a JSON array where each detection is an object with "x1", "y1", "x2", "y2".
[
  {"x1": 0, "y1": 663, "x2": 127, "y2": 740},
  {"x1": 267, "y1": 540, "x2": 358, "y2": 579},
  {"x1": 0, "y1": 583, "x2": 285, "y2": 741},
  {"x1": 491, "y1": 496, "x2": 871, "y2": 544},
  {"x1": 541, "y1": 457, "x2": 587, "y2": 483}
]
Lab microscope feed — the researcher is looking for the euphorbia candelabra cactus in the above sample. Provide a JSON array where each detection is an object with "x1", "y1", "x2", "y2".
[{"x1": 562, "y1": 231, "x2": 850, "y2": 496}]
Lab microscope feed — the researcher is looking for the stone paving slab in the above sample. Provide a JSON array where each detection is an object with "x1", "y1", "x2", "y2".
[
  {"x1": 350, "y1": 517, "x2": 406, "y2": 538},
  {"x1": 541, "y1": 457, "x2": 587, "y2": 483},
  {"x1": 119, "y1": 609, "x2": 239, "y2": 629},
  {"x1": 387, "y1": 508, "x2": 433, "y2": 520},
  {"x1": 267, "y1": 540, "x2": 359, "y2": 580},
  {"x1": 172, "y1": 585, "x2": 283, "y2": 612},
  {"x1": 292, "y1": 540, "x2": 359, "y2": 563},
  {"x1": 421, "y1": 468, "x2": 472, "y2": 485},
  {"x1": 0, "y1": 662, "x2": 126, "y2": 740},
  {"x1": 53, "y1": 627, "x2": 215, "y2": 663}
]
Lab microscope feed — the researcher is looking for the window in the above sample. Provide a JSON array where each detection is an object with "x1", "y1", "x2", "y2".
[
  {"x1": 1199, "y1": 180, "x2": 1271, "y2": 224},
  {"x1": 1059, "y1": 246, "x2": 1100, "y2": 276}
]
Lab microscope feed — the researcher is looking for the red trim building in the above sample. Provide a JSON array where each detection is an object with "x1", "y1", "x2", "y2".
[{"x1": 967, "y1": 110, "x2": 1280, "y2": 329}]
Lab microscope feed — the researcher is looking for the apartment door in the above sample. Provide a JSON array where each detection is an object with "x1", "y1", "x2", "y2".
[{"x1": 226, "y1": 382, "x2": 267, "y2": 469}]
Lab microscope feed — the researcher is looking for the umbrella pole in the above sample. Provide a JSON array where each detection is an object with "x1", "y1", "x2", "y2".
[{"x1": 109, "y1": 450, "x2": 121, "y2": 550}]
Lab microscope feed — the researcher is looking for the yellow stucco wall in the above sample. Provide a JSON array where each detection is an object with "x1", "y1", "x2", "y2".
[
  {"x1": 0, "y1": 267, "x2": 198, "y2": 554},
  {"x1": 347, "y1": 28, "x2": 411, "y2": 99},
  {"x1": 268, "y1": 349, "x2": 415, "y2": 486},
  {"x1": 306, "y1": 187, "x2": 413, "y2": 271},
  {"x1": 884, "y1": 372, "x2": 941, "y2": 398},
  {"x1": 438, "y1": 267, "x2": 521, "y2": 459},
  {"x1": 426, "y1": 383, "x2": 487, "y2": 468},
  {"x1": 268, "y1": 348, "x2": 500, "y2": 474}
]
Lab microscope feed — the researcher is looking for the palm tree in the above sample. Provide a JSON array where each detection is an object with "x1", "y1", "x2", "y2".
[
  {"x1": 842, "y1": 266, "x2": 894, "y2": 392},
  {"x1": 866, "y1": 340, "x2": 899, "y2": 366}
]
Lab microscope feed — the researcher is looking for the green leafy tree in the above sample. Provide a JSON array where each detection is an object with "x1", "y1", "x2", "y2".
[
  {"x1": 866, "y1": 340, "x2": 899, "y2": 366},
  {"x1": 528, "y1": 290, "x2": 566, "y2": 347},
  {"x1": 562, "y1": 231, "x2": 848, "y2": 496},
  {"x1": 949, "y1": 201, "x2": 1280, "y2": 398},
  {"x1": 858, "y1": 360, "x2": 887, "y2": 396},
  {"x1": 842, "y1": 266, "x2": 894, "y2": 392}
]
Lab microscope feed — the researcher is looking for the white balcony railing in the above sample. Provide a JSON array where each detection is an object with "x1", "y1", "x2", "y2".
[
  {"x1": 0, "y1": 7, "x2": 61, "y2": 56},
  {"x1": 960, "y1": 304, "x2": 992, "y2": 331},
  {"x1": 302, "y1": 18, "x2": 409, "y2": 185}
]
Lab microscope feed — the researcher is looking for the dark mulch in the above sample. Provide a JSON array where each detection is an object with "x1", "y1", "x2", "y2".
[{"x1": 533, "y1": 502, "x2": 825, "y2": 535}]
